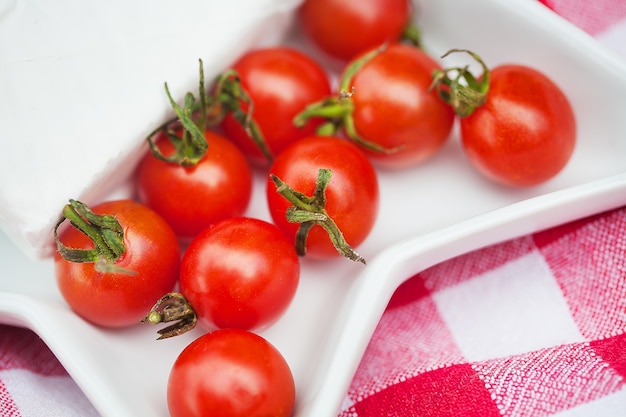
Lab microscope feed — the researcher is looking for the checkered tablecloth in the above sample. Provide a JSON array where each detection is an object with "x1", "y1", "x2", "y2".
[
  {"x1": 339, "y1": 207, "x2": 626, "y2": 417},
  {"x1": 2, "y1": 1, "x2": 626, "y2": 416}
]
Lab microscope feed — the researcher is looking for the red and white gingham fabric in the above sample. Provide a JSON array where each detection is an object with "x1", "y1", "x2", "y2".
[
  {"x1": 340, "y1": 207, "x2": 626, "y2": 417},
  {"x1": 2, "y1": 1, "x2": 626, "y2": 416},
  {"x1": 0, "y1": 327, "x2": 100, "y2": 416}
]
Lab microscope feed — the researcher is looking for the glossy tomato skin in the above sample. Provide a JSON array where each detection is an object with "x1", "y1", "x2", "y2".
[
  {"x1": 348, "y1": 43, "x2": 456, "y2": 169},
  {"x1": 460, "y1": 65, "x2": 576, "y2": 187},
  {"x1": 299, "y1": 0, "x2": 410, "y2": 61},
  {"x1": 54, "y1": 200, "x2": 180, "y2": 328},
  {"x1": 267, "y1": 135, "x2": 379, "y2": 259},
  {"x1": 180, "y1": 217, "x2": 300, "y2": 331},
  {"x1": 220, "y1": 47, "x2": 332, "y2": 166},
  {"x1": 167, "y1": 328, "x2": 295, "y2": 417},
  {"x1": 136, "y1": 130, "x2": 252, "y2": 239}
]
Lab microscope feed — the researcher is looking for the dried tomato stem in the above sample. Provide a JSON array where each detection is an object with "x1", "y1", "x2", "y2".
[
  {"x1": 269, "y1": 169, "x2": 366, "y2": 264},
  {"x1": 142, "y1": 293, "x2": 197, "y2": 340}
]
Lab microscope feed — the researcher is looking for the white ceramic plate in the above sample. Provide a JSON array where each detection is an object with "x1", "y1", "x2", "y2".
[{"x1": 2, "y1": 0, "x2": 626, "y2": 416}]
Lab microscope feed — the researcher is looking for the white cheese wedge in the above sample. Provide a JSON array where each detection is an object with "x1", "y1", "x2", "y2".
[{"x1": 0, "y1": 0, "x2": 300, "y2": 259}]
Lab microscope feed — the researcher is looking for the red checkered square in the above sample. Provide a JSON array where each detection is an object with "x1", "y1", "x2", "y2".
[
  {"x1": 590, "y1": 332, "x2": 626, "y2": 379},
  {"x1": 340, "y1": 363, "x2": 501, "y2": 417},
  {"x1": 0, "y1": 327, "x2": 66, "y2": 376}
]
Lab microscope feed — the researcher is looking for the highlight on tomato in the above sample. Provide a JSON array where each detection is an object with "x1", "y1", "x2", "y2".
[
  {"x1": 295, "y1": 43, "x2": 456, "y2": 169},
  {"x1": 266, "y1": 135, "x2": 379, "y2": 264},
  {"x1": 298, "y1": 0, "x2": 419, "y2": 61},
  {"x1": 54, "y1": 199, "x2": 180, "y2": 328},
  {"x1": 143, "y1": 217, "x2": 300, "y2": 338},
  {"x1": 431, "y1": 49, "x2": 577, "y2": 187},
  {"x1": 136, "y1": 60, "x2": 252, "y2": 239},
  {"x1": 167, "y1": 328, "x2": 295, "y2": 417},
  {"x1": 219, "y1": 46, "x2": 332, "y2": 167}
]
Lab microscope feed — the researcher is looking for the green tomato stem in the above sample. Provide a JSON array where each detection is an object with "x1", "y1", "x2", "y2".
[
  {"x1": 207, "y1": 70, "x2": 273, "y2": 163},
  {"x1": 430, "y1": 48, "x2": 491, "y2": 117},
  {"x1": 269, "y1": 169, "x2": 366, "y2": 264},
  {"x1": 146, "y1": 59, "x2": 210, "y2": 167},
  {"x1": 292, "y1": 46, "x2": 401, "y2": 155},
  {"x1": 401, "y1": 21, "x2": 422, "y2": 48},
  {"x1": 338, "y1": 46, "x2": 382, "y2": 92},
  {"x1": 293, "y1": 97, "x2": 350, "y2": 129},
  {"x1": 54, "y1": 200, "x2": 126, "y2": 266}
]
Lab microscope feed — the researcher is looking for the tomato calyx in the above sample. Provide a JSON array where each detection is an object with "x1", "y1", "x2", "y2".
[
  {"x1": 401, "y1": 23, "x2": 422, "y2": 48},
  {"x1": 269, "y1": 169, "x2": 366, "y2": 264},
  {"x1": 293, "y1": 46, "x2": 401, "y2": 155},
  {"x1": 142, "y1": 292, "x2": 197, "y2": 340},
  {"x1": 205, "y1": 69, "x2": 273, "y2": 163},
  {"x1": 146, "y1": 60, "x2": 272, "y2": 167},
  {"x1": 400, "y1": 10, "x2": 422, "y2": 48},
  {"x1": 145, "y1": 59, "x2": 211, "y2": 167},
  {"x1": 54, "y1": 199, "x2": 136, "y2": 275},
  {"x1": 430, "y1": 48, "x2": 490, "y2": 117}
]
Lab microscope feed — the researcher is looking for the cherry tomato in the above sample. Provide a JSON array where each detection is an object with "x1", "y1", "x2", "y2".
[
  {"x1": 220, "y1": 47, "x2": 332, "y2": 166},
  {"x1": 296, "y1": 44, "x2": 455, "y2": 169},
  {"x1": 299, "y1": 0, "x2": 412, "y2": 61},
  {"x1": 266, "y1": 135, "x2": 379, "y2": 261},
  {"x1": 136, "y1": 129, "x2": 252, "y2": 239},
  {"x1": 54, "y1": 199, "x2": 180, "y2": 328},
  {"x1": 179, "y1": 217, "x2": 300, "y2": 331},
  {"x1": 459, "y1": 64, "x2": 576, "y2": 186},
  {"x1": 347, "y1": 44, "x2": 455, "y2": 168},
  {"x1": 167, "y1": 328, "x2": 295, "y2": 417}
]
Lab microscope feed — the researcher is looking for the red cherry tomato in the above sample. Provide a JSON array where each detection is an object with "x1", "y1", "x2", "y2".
[
  {"x1": 459, "y1": 64, "x2": 576, "y2": 186},
  {"x1": 54, "y1": 199, "x2": 180, "y2": 328},
  {"x1": 299, "y1": 0, "x2": 411, "y2": 61},
  {"x1": 136, "y1": 129, "x2": 252, "y2": 239},
  {"x1": 179, "y1": 217, "x2": 300, "y2": 331},
  {"x1": 266, "y1": 135, "x2": 379, "y2": 261},
  {"x1": 167, "y1": 328, "x2": 295, "y2": 417},
  {"x1": 220, "y1": 47, "x2": 332, "y2": 166},
  {"x1": 346, "y1": 44, "x2": 456, "y2": 168}
]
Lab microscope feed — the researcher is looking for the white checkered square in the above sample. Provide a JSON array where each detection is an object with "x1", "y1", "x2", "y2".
[
  {"x1": 551, "y1": 387, "x2": 626, "y2": 417},
  {"x1": 433, "y1": 250, "x2": 584, "y2": 361}
]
